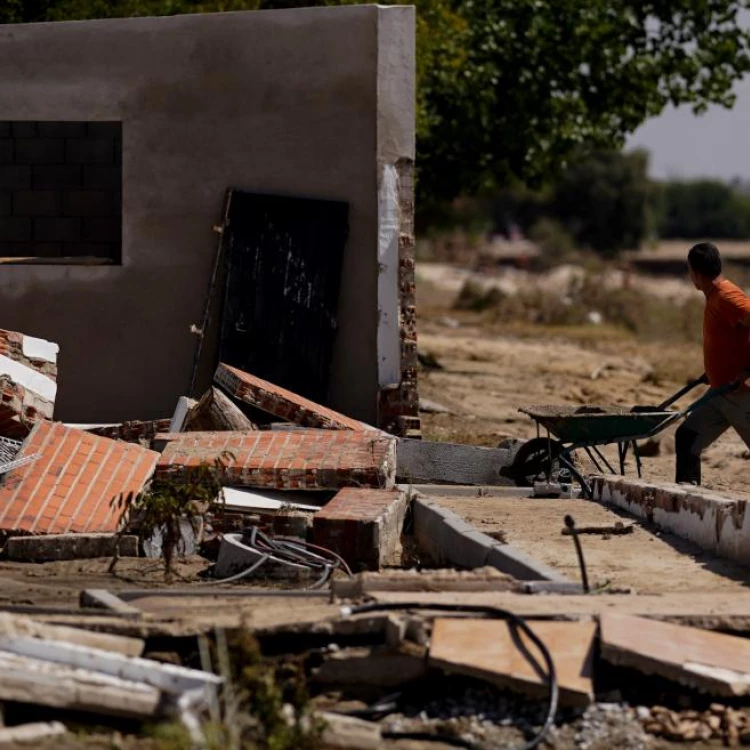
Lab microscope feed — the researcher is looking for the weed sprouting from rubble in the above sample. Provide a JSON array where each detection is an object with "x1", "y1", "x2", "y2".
[{"x1": 111, "y1": 450, "x2": 234, "y2": 579}]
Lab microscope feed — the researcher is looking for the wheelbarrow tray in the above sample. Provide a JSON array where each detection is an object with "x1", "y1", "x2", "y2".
[{"x1": 519, "y1": 405, "x2": 678, "y2": 445}]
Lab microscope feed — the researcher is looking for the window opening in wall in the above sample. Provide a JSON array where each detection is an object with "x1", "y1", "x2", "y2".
[{"x1": 0, "y1": 121, "x2": 122, "y2": 265}]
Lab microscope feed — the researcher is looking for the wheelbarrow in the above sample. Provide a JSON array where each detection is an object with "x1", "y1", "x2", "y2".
[{"x1": 504, "y1": 372, "x2": 745, "y2": 497}]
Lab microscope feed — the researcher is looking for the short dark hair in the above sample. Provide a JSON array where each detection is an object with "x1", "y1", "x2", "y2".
[{"x1": 688, "y1": 242, "x2": 722, "y2": 279}]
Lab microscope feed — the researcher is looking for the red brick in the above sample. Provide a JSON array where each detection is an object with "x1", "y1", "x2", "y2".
[
  {"x1": 0, "y1": 421, "x2": 159, "y2": 535},
  {"x1": 155, "y1": 429, "x2": 396, "y2": 491},
  {"x1": 214, "y1": 363, "x2": 376, "y2": 432},
  {"x1": 312, "y1": 488, "x2": 409, "y2": 571}
]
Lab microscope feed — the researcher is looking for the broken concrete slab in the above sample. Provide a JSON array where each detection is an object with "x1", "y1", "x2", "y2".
[
  {"x1": 6, "y1": 533, "x2": 139, "y2": 563},
  {"x1": 413, "y1": 496, "x2": 570, "y2": 582},
  {"x1": 396, "y1": 438, "x2": 518, "y2": 486},
  {"x1": 313, "y1": 488, "x2": 409, "y2": 571},
  {"x1": 600, "y1": 613, "x2": 750, "y2": 696},
  {"x1": 184, "y1": 387, "x2": 257, "y2": 432},
  {"x1": 155, "y1": 430, "x2": 396, "y2": 490},
  {"x1": 215, "y1": 363, "x2": 375, "y2": 431},
  {"x1": 0, "y1": 421, "x2": 159, "y2": 535},
  {"x1": 429, "y1": 618, "x2": 595, "y2": 706},
  {"x1": 312, "y1": 646, "x2": 427, "y2": 688},
  {"x1": 318, "y1": 711, "x2": 381, "y2": 750},
  {"x1": 0, "y1": 329, "x2": 58, "y2": 438},
  {"x1": 0, "y1": 722, "x2": 67, "y2": 745},
  {"x1": 590, "y1": 475, "x2": 750, "y2": 565}
]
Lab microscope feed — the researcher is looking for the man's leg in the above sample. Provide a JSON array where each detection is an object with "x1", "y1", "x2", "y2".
[
  {"x1": 716, "y1": 390, "x2": 750, "y2": 450},
  {"x1": 675, "y1": 401, "x2": 729, "y2": 485}
]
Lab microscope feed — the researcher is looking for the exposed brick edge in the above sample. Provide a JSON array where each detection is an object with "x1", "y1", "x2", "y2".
[
  {"x1": 215, "y1": 363, "x2": 374, "y2": 432},
  {"x1": 378, "y1": 159, "x2": 420, "y2": 438}
]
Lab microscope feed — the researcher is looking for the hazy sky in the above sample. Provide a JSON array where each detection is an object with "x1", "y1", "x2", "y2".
[
  {"x1": 627, "y1": 76, "x2": 750, "y2": 181},
  {"x1": 627, "y1": 10, "x2": 750, "y2": 181}
]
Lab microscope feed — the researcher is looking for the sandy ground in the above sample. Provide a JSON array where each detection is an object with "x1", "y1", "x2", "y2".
[
  {"x1": 416, "y1": 305, "x2": 750, "y2": 499},
  {"x1": 430, "y1": 493, "x2": 750, "y2": 594}
]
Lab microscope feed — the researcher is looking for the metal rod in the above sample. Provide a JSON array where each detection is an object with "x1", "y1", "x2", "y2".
[
  {"x1": 592, "y1": 445, "x2": 616, "y2": 475},
  {"x1": 633, "y1": 441, "x2": 642, "y2": 478},
  {"x1": 584, "y1": 446, "x2": 604, "y2": 474},
  {"x1": 658, "y1": 373, "x2": 707, "y2": 411}
]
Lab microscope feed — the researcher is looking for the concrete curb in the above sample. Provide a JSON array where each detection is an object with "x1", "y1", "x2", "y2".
[
  {"x1": 591, "y1": 475, "x2": 750, "y2": 566},
  {"x1": 412, "y1": 495, "x2": 571, "y2": 582},
  {"x1": 398, "y1": 484, "x2": 531, "y2": 498}
]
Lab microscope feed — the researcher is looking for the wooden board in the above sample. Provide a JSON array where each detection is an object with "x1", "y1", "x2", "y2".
[
  {"x1": 429, "y1": 618, "x2": 595, "y2": 705},
  {"x1": 600, "y1": 613, "x2": 750, "y2": 696}
]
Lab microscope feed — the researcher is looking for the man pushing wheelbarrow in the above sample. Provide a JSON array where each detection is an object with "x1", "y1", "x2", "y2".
[
  {"x1": 507, "y1": 242, "x2": 750, "y2": 495},
  {"x1": 675, "y1": 242, "x2": 750, "y2": 485}
]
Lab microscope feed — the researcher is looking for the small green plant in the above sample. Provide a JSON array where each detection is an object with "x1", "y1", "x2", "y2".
[{"x1": 111, "y1": 451, "x2": 234, "y2": 578}]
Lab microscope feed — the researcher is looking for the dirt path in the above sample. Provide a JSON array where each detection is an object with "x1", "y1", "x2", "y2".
[
  {"x1": 417, "y1": 317, "x2": 750, "y2": 499},
  {"x1": 429, "y1": 494, "x2": 750, "y2": 595}
]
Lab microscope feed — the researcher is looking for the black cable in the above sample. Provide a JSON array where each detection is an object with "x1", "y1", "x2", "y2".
[
  {"x1": 340, "y1": 602, "x2": 559, "y2": 750},
  {"x1": 564, "y1": 515, "x2": 590, "y2": 593}
]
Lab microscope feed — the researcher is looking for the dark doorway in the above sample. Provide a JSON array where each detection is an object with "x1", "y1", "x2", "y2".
[{"x1": 219, "y1": 190, "x2": 349, "y2": 405}]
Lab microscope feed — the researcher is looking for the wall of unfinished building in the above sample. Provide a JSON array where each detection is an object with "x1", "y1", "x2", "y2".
[{"x1": 0, "y1": 6, "x2": 418, "y2": 431}]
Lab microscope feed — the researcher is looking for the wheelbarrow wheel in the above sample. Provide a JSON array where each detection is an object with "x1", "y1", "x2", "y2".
[{"x1": 507, "y1": 437, "x2": 564, "y2": 487}]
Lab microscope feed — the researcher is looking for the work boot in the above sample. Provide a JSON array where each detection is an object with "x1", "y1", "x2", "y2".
[{"x1": 674, "y1": 425, "x2": 701, "y2": 485}]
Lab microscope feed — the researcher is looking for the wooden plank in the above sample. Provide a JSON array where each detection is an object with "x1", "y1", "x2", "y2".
[
  {"x1": 429, "y1": 618, "x2": 595, "y2": 706},
  {"x1": 600, "y1": 613, "x2": 750, "y2": 696},
  {"x1": 0, "y1": 650, "x2": 160, "y2": 718},
  {"x1": 0, "y1": 612, "x2": 143, "y2": 657},
  {"x1": 184, "y1": 387, "x2": 256, "y2": 432}
]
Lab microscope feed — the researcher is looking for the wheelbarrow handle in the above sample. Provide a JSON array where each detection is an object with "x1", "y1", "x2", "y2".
[
  {"x1": 657, "y1": 373, "x2": 708, "y2": 411},
  {"x1": 679, "y1": 368, "x2": 750, "y2": 417}
]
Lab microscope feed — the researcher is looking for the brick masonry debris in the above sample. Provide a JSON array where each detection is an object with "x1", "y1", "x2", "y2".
[
  {"x1": 155, "y1": 430, "x2": 396, "y2": 491},
  {"x1": 0, "y1": 329, "x2": 58, "y2": 438},
  {"x1": 0, "y1": 421, "x2": 159, "y2": 535},
  {"x1": 215, "y1": 363, "x2": 375, "y2": 431},
  {"x1": 86, "y1": 418, "x2": 172, "y2": 445},
  {"x1": 313, "y1": 487, "x2": 409, "y2": 571},
  {"x1": 184, "y1": 387, "x2": 256, "y2": 432}
]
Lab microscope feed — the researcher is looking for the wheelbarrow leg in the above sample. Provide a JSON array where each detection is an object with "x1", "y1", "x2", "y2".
[
  {"x1": 559, "y1": 452, "x2": 592, "y2": 498},
  {"x1": 618, "y1": 441, "x2": 629, "y2": 475},
  {"x1": 592, "y1": 446, "x2": 616, "y2": 475},
  {"x1": 584, "y1": 447, "x2": 604, "y2": 474},
  {"x1": 633, "y1": 440, "x2": 642, "y2": 478}
]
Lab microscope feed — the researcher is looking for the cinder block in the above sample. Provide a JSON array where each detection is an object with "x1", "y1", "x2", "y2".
[
  {"x1": 66, "y1": 138, "x2": 116, "y2": 165},
  {"x1": 83, "y1": 217, "x2": 120, "y2": 242},
  {"x1": 11, "y1": 123, "x2": 36, "y2": 137},
  {"x1": 0, "y1": 218, "x2": 31, "y2": 242},
  {"x1": 32, "y1": 165, "x2": 81, "y2": 190},
  {"x1": 36, "y1": 122, "x2": 87, "y2": 138},
  {"x1": 13, "y1": 190, "x2": 61, "y2": 217},
  {"x1": 313, "y1": 488, "x2": 409, "y2": 570},
  {"x1": 82, "y1": 165, "x2": 120, "y2": 190},
  {"x1": 86, "y1": 122, "x2": 122, "y2": 139},
  {"x1": 0, "y1": 140, "x2": 13, "y2": 165},
  {"x1": 0, "y1": 166, "x2": 31, "y2": 191},
  {"x1": 14, "y1": 138, "x2": 64, "y2": 164},
  {"x1": 34, "y1": 217, "x2": 81, "y2": 243},
  {"x1": 63, "y1": 190, "x2": 116, "y2": 217},
  {"x1": 485, "y1": 544, "x2": 569, "y2": 583},
  {"x1": 6, "y1": 533, "x2": 139, "y2": 562}
]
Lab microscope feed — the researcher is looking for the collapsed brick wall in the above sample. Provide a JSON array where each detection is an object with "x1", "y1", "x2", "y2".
[
  {"x1": 0, "y1": 121, "x2": 122, "y2": 261},
  {"x1": 378, "y1": 158, "x2": 420, "y2": 438}
]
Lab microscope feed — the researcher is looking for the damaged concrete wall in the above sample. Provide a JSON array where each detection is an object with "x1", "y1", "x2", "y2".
[{"x1": 0, "y1": 6, "x2": 416, "y2": 427}]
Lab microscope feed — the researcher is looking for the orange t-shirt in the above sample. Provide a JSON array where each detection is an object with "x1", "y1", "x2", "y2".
[{"x1": 704, "y1": 278, "x2": 750, "y2": 387}]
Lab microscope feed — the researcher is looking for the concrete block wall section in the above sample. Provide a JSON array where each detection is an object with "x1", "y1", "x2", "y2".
[
  {"x1": 312, "y1": 488, "x2": 409, "y2": 571},
  {"x1": 412, "y1": 495, "x2": 571, "y2": 582},
  {"x1": 0, "y1": 121, "x2": 121, "y2": 260},
  {"x1": 155, "y1": 430, "x2": 397, "y2": 491},
  {"x1": 591, "y1": 475, "x2": 750, "y2": 566}
]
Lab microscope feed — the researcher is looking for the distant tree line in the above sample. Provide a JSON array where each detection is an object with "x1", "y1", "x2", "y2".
[{"x1": 427, "y1": 149, "x2": 750, "y2": 258}]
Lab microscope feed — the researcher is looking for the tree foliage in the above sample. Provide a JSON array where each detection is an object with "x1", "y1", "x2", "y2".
[{"x1": 3, "y1": 0, "x2": 750, "y2": 207}]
